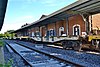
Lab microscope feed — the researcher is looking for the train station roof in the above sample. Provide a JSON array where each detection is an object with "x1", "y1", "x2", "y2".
[
  {"x1": 0, "y1": 0, "x2": 8, "y2": 31},
  {"x1": 14, "y1": 0, "x2": 100, "y2": 33}
]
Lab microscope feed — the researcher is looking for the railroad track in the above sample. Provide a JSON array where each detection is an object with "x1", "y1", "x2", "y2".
[
  {"x1": 46, "y1": 44, "x2": 100, "y2": 56},
  {"x1": 5, "y1": 40, "x2": 84, "y2": 67},
  {"x1": 13, "y1": 40, "x2": 100, "y2": 67},
  {"x1": 5, "y1": 40, "x2": 85, "y2": 67},
  {"x1": 5, "y1": 41, "x2": 33, "y2": 66}
]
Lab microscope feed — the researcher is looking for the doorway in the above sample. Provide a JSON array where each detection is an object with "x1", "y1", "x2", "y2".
[{"x1": 73, "y1": 24, "x2": 80, "y2": 36}]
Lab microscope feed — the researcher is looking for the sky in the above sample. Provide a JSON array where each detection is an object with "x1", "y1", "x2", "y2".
[{"x1": 0, "y1": 0, "x2": 77, "y2": 33}]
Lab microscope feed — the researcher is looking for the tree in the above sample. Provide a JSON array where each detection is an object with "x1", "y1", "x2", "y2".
[
  {"x1": 0, "y1": 33, "x2": 4, "y2": 38},
  {"x1": 4, "y1": 30, "x2": 15, "y2": 39}
]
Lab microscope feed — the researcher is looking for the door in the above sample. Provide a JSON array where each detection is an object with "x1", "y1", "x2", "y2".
[
  {"x1": 59, "y1": 27, "x2": 64, "y2": 36},
  {"x1": 73, "y1": 25, "x2": 80, "y2": 36}
]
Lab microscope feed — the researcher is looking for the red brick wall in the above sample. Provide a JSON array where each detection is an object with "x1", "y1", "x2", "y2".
[
  {"x1": 56, "y1": 21, "x2": 61, "y2": 36},
  {"x1": 16, "y1": 32, "x2": 21, "y2": 37},
  {"x1": 91, "y1": 13, "x2": 100, "y2": 29},
  {"x1": 16, "y1": 14, "x2": 100, "y2": 36},
  {"x1": 47, "y1": 15, "x2": 86, "y2": 36},
  {"x1": 47, "y1": 20, "x2": 67, "y2": 36},
  {"x1": 68, "y1": 14, "x2": 85, "y2": 35},
  {"x1": 56, "y1": 20, "x2": 66, "y2": 36},
  {"x1": 17, "y1": 15, "x2": 86, "y2": 37},
  {"x1": 31, "y1": 28, "x2": 35, "y2": 32},
  {"x1": 40, "y1": 26, "x2": 47, "y2": 37},
  {"x1": 47, "y1": 23, "x2": 55, "y2": 30}
]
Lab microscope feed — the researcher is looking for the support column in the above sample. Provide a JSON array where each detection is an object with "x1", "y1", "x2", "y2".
[
  {"x1": 40, "y1": 25, "x2": 47, "y2": 41},
  {"x1": 55, "y1": 22, "x2": 57, "y2": 36},
  {"x1": 80, "y1": 14, "x2": 90, "y2": 34},
  {"x1": 66, "y1": 17, "x2": 69, "y2": 35},
  {"x1": 40, "y1": 26, "x2": 42, "y2": 41},
  {"x1": 45, "y1": 24, "x2": 49, "y2": 41},
  {"x1": 86, "y1": 15, "x2": 90, "y2": 34},
  {"x1": 39, "y1": 26, "x2": 40, "y2": 35},
  {"x1": 90, "y1": 15, "x2": 93, "y2": 31},
  {"x1": 39, "y1": 26, "x2": 42, "y2": 41}
]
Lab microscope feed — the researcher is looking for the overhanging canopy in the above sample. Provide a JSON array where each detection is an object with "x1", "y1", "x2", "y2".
[
  {"x1": 0, "y1": 0, "x2": 8, "y2": 31},
  {"x1": 14, "y1": 0, "x2": 100, "y2": 33}
]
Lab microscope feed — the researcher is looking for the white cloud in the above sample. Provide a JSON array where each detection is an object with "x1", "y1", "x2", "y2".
[
  {"x1": 25, "y1": 0, "x2": 37, "y2": 4},
  {"x1": 41, "y1": 0, "x2": 55, "y2": 4},
  {"x1": 39, "y1": 0, "x2": 73, "y2": 7},
  {"x1": 27, "y1": 0, "x2": 36, "y2": 2},
  {"x1": 12, "y1": 0, "x2": 67, "y2": 7},
  {"x1": 9, "y1": 0, "x2": 36, "y2": 2},
  {"x1": 40, "y1": 0, "x2": 57, "y2": 6},
  {"x1": 9, "y1": 0, "x2": 75, "y2": 7}
]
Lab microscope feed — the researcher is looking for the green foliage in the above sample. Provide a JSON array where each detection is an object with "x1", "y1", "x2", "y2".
[
  {"x1": 0, "y1": 40, "x2": 4, "y2": 46},
  {"x1": 6, "y1": 30, "x2": 14, "y2": 33},
  {"x1": 0, "y1": 59, "x2": 13, "y2": 67},
  {"x1": 0, "y1": 64, "x2": 11, "y2": 67},
  {"x1": 0, "y1": 34, "x2": 4, "y2": 38},
  {"x1": 0, "y1": 30, "x2": 15, "y2": 39}
]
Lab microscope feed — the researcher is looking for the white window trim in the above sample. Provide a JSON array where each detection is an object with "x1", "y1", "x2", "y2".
[
  {"x1": 49, "y1": 29, "x2": 54, "y2": 36},
  {"x1": 59, "y1": 27, "x2": 64, "y2": 36},
  {"x1": 73, "y1": 24, "x2": 81, "y2": 35},
  {"x1": 50, "y1": 29, "x2": 54, "y2": 30}
]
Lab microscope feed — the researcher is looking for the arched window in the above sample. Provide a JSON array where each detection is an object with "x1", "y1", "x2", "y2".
[
  {"x1": 59, "y1": 27, "x2": 64, "y2": 36},
  {"x1": 73, "y1": 24, "x2": 81, "y2": 35}
]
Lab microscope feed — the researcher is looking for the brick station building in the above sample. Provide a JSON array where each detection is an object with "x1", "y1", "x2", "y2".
[{"x1": 14, "y1": 0, "x2": 100, "y2": 41}]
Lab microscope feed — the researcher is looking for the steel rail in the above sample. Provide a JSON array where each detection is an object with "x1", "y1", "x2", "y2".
[
  {"x1": 5, "y1": 41, "x2": 33, "y2": 67},
  {"x1": 14, "y1": 41, "x2": 84, "y2": 67}
]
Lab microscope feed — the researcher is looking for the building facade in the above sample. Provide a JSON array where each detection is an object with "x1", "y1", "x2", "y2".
[
  {"x1": 13, "y1": 0, "x2": 100, "y2": 42},
  {"x1": 15, "y1": 14, "x2": 86, "y2": 38}
]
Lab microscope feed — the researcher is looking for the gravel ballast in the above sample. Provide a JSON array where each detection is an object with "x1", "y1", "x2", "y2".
[
  {"x1": 12, "y1": 40, "x2": 100, "y2": 67},
  {"x1": 4, "y1": 42, "x2": 30, "y2": 67},
  {"x1": 5, "y1": 40, "x2": 73, "y2": 67}
]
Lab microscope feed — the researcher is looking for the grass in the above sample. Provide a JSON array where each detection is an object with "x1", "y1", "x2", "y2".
[
  {"x1": 0, "y1": 64, "x2": 11, "y2": 67},
  {"x1": 0, "y1": 59, "x2": 13, "y2": 67},
  {"x1": 0, "y1": 40, "x2": 4, "y2": 46},
  {"x1": 0, "y1": 40, "x2": 12, "y2": 67}
]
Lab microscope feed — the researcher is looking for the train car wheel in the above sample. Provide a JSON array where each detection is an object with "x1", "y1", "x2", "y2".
[
  {"x1": 73, "y1": 42, "x2": 81, "y2": 51},
  {"x1": 62, "y1": 41, "x2": 67, "y2": 49}
]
